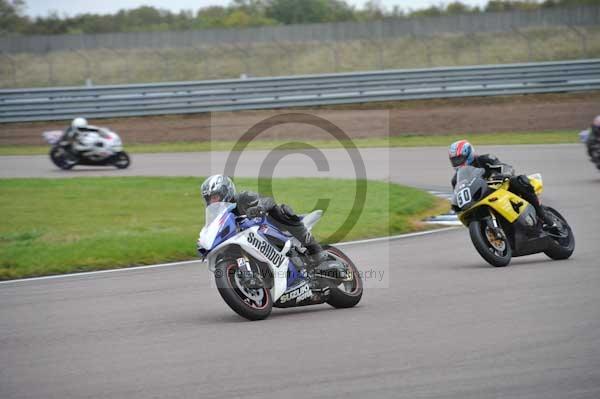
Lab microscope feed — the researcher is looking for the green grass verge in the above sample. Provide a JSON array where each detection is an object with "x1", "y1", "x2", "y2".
[
  {"x1": 0, "y1": 177, "x2": 446, "y2": 280},
  {"x1": 0, "y1": 131, "x2": 577, "y2": 156}
]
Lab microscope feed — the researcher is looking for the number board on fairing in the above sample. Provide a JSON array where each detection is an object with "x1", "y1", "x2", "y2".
[{"x1": 456, "y1": 187, "x2": 472, "y2": 208}]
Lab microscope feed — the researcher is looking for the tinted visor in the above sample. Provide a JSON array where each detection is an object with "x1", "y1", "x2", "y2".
[
  {"x1": 203, "y1": 193, "x2": 223, "y2": 205},
  {"x1": 450, "y1": 154, "x2": 467, "y2": 168}
]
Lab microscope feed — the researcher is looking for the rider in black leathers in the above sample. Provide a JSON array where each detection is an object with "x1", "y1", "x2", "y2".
[
  {"x1": 586, "y1": 115, "x2": 600, "y2": 166},
  {"x1": 449, "y1": 140, "x2": 556, "y2": 230},
  {"x1": 200, "y1": 175, "x2": 328, "y2": 266}
]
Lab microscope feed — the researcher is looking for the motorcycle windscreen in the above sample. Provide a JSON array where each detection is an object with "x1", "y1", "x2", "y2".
[
  {"x1": 198, "y1": 202, "x2": 237, "y2": 250},
  {"x1": 453, "y1": 166, "x2": 488, "y2": 211}
]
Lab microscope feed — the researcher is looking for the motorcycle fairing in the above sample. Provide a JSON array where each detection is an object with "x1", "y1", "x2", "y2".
[
  {"x1": 459, "y1": 184, "x2": 532, "y2": 225},
  {"x1": 458, "y1": 173, "x2": 543, "y2": 225},
  {"x1": 510, "y1": 204, "x2": 553, "y2": 257},
  {"x1": 198, "y1": 203, "x2": 238, "y2": 251}
]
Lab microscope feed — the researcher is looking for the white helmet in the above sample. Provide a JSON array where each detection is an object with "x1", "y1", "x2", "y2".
[
  {"x1": 593, "y1": 115, "x2": 600, "y2": 127},
  {"x1": 71, "y1": 117, "x2": 88, "y2": 129}
]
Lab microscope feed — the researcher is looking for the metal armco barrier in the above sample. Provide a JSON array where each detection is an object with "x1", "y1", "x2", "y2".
[{"x1": 1, "y1": 59, "x2": 599, "y2": 123}]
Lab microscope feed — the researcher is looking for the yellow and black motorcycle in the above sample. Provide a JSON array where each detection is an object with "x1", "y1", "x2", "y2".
[{"x1": 452, "y1": 166, "x2": 575, "y2": 267}]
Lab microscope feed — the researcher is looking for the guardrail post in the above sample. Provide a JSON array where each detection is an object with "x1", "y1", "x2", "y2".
[
  {"x1": 567, "y1": 25, "x2": 588, "y2": 58},
  {"x1": 193, "y1": 46, "x2": 211, "y2": 80},
  {"x1": 71, "y1": 48, "x2": 92, "y2": 82},
  {"x1": 512, "y1": 27, "x2": 534, "y2": 61},
  {"x1": 0, "y1": 52, "x2": 17, "y2": 86}
]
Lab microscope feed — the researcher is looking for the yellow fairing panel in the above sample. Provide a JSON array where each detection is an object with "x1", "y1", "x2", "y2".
[{"x1": 459, "y1": 187, "x2": 531, "y2": 225}]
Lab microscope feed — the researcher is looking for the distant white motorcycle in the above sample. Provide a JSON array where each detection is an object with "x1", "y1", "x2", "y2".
[{"x1": 42, "y1": 126, "x2": 130, "y2": 170}]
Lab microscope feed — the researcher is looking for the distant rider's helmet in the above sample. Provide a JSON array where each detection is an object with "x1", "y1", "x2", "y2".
[
  {"x1": 200, "y1": 175, "x2": 236, "y2": 205},
  {"x1": 593, "y1": 115, "x2": 600, "y2": 131},
  {"x1": 71, "y1": 117, "x2": 88, "y2": 129},
  {"x1": 449, "y1": 140, "x2": 475, "y2": 168}
]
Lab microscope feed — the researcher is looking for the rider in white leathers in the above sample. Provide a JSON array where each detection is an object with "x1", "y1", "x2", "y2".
[{"x1": 62, "y1": 117, "x2": 101, "y2": 153}]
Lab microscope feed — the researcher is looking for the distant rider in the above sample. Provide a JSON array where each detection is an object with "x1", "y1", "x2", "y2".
[
  {"x1": 448, "y1": 139, "x2": 556, "y2": 231},
  {"x1": 200, "y1": 175, "x2": 340, "y2": 286},
  {"x1": 62, "y1": 117, "x2": 99, "y2": 152},
  {"x1": 585, "y1": 115, "x2": 600, "y2": 162},
  {"x1": 590, "y1": 115, "x2": 600, "y2": 140}
]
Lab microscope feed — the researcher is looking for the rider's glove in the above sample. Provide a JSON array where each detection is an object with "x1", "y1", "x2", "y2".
[{"x1": 246, "y1": 205, "x2": 265, "y2": 218}]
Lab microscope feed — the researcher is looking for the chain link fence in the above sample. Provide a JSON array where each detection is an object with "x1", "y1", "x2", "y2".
[{"x1": 0, "y1": 6, "x2": 599, "y2": 88}]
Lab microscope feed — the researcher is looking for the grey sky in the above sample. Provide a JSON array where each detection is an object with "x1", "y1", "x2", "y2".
[{"x1": 23, "y1": 0, "x2": 490, "y2": 18}]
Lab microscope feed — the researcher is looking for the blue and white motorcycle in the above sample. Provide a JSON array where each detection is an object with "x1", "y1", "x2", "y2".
[{"x1": 197, "y1": 202, "x2": 363, "y2": 320}]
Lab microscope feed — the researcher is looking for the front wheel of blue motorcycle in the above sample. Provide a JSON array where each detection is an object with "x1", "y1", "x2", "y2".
[
  {"x1": 323, "y1": 245, "x2": 363, "y2": 309},
  {"x1": 215, "y1": 260, "x2": 272, "y2": 321}
]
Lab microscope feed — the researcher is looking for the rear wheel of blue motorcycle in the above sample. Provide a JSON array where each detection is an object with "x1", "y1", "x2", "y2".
[
  {"x1": 215, "y1": 260, "x2": 272, "y2": 321},
  {"x1": 323, "y1": 245, "x2": 363, "y2": 309}
]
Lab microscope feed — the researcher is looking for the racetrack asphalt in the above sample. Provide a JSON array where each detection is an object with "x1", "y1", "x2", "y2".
[{"x1": 1, "y1": 144, "x2": 599, "y2": 399}]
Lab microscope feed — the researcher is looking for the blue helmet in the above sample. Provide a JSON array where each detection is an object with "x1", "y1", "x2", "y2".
[{"x1": 449, "y1": 140, "x2": 475, "y2": 168}]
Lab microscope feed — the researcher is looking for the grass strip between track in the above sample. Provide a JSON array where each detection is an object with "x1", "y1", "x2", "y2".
[
  {"x1": 0, "y1": 131, "x2": 578, "y2": 156},
  {"x1": 0, "y1": 177, "x2": 448, "y2": 280}
]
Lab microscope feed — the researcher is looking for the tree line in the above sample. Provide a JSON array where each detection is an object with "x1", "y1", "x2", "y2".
[{"x1": 1, "y1": 0, "x2": 599, "y2": 36}]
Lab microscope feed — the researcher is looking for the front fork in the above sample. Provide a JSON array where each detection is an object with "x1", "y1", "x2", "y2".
[
  {"x1": 489, "y1": 208, "x2": 499, "y2": 228},
  {"x1": 487, "y1": 208, "x2": 507, "y2": 242}
]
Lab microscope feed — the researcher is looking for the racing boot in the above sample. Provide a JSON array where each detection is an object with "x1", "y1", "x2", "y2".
[
  {"x1": 305, "y1": 243, "x2": 328, "y2": 267},
  {"x1": 305, "y1": 243, "x2": 349, "y2": 280},
  {"x1": 535, "y1": 204, "x2": 561, "y2": 235},
  {"x1": 540, "y1": 212, "x2": 560, "y2": 235},
  {"x1": 512, "y1": 177, "x2": 560, "y2": 235},
  {"x1": 272, "y1": 207, "x2": 348, "y2": 279}
]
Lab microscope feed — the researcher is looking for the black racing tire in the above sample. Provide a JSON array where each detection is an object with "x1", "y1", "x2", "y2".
[
  {"x1": 215, "y1": 260, "x2": 272, "y2": 321},
  {"x1": 323, "y1": 245, "x2": 363, "y2": 309},
  {"x1": 469, "y1": 219, "x2": 512, "y2": 267},
  {"x1": 543, "y1": 206, "x2": 575, "y2": 260},
  {"x1": 113, "y1": 152, "x2": 130, "y2": 169},
  {"x1": 49, "y1": 147, "x2": 76, "y2": 170}
]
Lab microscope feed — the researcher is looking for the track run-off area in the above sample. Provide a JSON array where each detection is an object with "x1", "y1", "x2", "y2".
[{"x1": 1, "y1": 144, "x2": 599, "y2": 399}]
